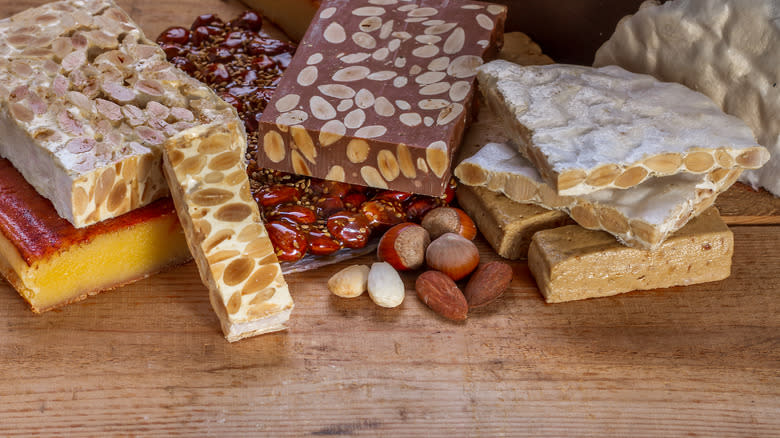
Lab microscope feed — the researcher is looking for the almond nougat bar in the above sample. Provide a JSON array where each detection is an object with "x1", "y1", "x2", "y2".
[
  {"x1": 162, "y1": 121, "x2": 293, "y2": 342},
  {"x1": 0, "y1": 0, "x2": 236, "y2": 227}
]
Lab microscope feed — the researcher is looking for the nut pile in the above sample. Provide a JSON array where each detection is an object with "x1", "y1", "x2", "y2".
[
  {"x1": 158, "y1": 12, "x2": 455, "y2": 263},
  {"x1": 329, "y1": 207, "x2": 513, "y2": 319}
]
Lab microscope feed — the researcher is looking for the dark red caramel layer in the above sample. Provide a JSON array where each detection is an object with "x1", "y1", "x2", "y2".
[{"x1": 0, "y1": 159, "x2": 178, "y2": 265}]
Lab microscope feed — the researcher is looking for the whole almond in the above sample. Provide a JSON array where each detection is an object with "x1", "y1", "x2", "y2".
[
  {"x1": 328, "y1": 265, "x2": 370, "y2": 298},
  {"x1": 415, "y1": 270, "x2": 468, "y2": 321},
  {"x1": 463, "y1": 261, "x2": 513, "y2": 308},
  {"x1": 367, "y1": 262, "x2": 405, "y2": 308}
]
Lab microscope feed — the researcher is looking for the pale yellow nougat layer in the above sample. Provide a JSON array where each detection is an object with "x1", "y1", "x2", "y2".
[
  {"x1": 162, "y1": 121, "x2": 293, "y2": 342},
  {"x1": 528, "y1": 208, "x2": 733, "y2": 303},
  {"x1": 456, "y1": 185, "x2": 569, "y2": 260},
  {"x1": 0, "y1": 0, "x2": 236, "y2": 227}
]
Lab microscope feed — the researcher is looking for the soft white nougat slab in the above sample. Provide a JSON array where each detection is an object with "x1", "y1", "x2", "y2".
[
  {"x1": 476, "y1": 60, "x2": 768, "y2": 196},
  {"x1": 456, "y1": 141, "x2": 741, "y2": 249},
  {"x1": 594, "y1": 0, "x2": 779, "y2": 197},
  {"x1": 0, "y1": 0, "x2": 236, "y2": 227}
]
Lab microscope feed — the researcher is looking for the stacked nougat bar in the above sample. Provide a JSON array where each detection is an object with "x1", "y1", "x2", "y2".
[{"x1": 455, "y1": 59, "x2": 769, "y2": 302}]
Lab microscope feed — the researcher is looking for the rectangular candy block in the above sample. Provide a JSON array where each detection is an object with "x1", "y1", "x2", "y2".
[
  {"x1": 0, "y1": 0, "x2": 237, "y2": 227},
  {"x1": 0, "y1": 159, "x2": 191, "y2": 313},
  {"x1": 476, "y1": 60, "x2": 769, "y2": 196},
  {"x1": 456, "y1": 185, "x2": 569, "y2": 260},
  {"x1": 528, "y1": 208, "x2": 733, "y2": 303},
  {"x1": 256, "y1": 0, "x2": 507, "y2": 197},
  {"x1": 163, "y1": 121, "x2": 293, "y2": 342}
]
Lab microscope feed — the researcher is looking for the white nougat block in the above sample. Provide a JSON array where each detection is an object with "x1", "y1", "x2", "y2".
[
  {"x1": 0, "y1": 0, "x2": 237, "y2": 227},
  {"x1": 476, "y1": 60, "x2": 769, "y2": 197},
  {"x1": 594, "y1": 0, "x2": 780, "y2": 197}
]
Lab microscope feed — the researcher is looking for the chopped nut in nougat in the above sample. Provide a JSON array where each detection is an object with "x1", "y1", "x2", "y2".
[
  {"x1": 455, "y1": 141, "x2": 742, "y2": 249},
  {"x1": 0, "y1": 159, "x2": 191, "y2": 312},
  {"x1": 0, "y1": 0, "x2": 237, "y2": 228},
  {"x1": 476, "y1": 60, "x2": 769, "y2": 196},
  {"x1": 528, "y1": 208, "x2": 733, "y2": 303},
  {"x1": 162, "y1": 121, "x2": 293, "y2": 342}
]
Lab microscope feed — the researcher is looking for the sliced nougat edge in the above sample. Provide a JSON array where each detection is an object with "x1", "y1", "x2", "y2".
[
  {"x1": 0, "y1": 0, "x2": 236, "y2": 228},
  {"x1": 455, "y1": 142, "x2": 742, "y2": 249},
  {"x1": 162, "y1": 121, "x2": 293, "y2": 342},
  {"x1": 528, "y1": 207, "x2": 733, "y2": 303},
  {"x1": 455, "y1": 185, "x2": 569, "y2": 260},
  {"x1": 475, "y1": 60, "x2": 769, "y2": 196}
]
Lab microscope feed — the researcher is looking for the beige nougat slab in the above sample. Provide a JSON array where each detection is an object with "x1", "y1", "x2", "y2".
[
  {"x1": 528, "y1": 207, "x2": 733, "y2": 303},
  {"x1": 0, "y1": 0, "x2": 236, "y2": 228},
  {"x1": 456, "y1": 141, "x2": 742, "y2": 249},
  {"x1": 456, "y1": 185, "x2": 570, "y2": 260},
  {"x1": 162, "y1": 121, "x2": 293, "y2": 342},
  {"x1": 594, "y1": 0, "x2": 779, "y2": 197},
  {"x1": 476, "y1": 60, "x2": 769, "y2": 196}
]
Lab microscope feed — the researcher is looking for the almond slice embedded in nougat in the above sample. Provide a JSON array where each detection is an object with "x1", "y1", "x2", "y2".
[
  {"x1": 455, "y1": 141, "x2": 742, "y2": 249},
  {"x1": 528, "y1": 207, "x2": 733, "y2": 303},
  {"x1": 0, "y1": 0, "x2": 237, "y2": 228},
  {"x1": 476, "y1": 60, "x2": 769, "y2": 196},
  {"x1": 162, "y1": 121, "x2": 293, "y2": 342}
]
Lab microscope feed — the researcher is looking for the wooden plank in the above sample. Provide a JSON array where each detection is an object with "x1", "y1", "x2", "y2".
[
  {"x1": 716, "y1": 183, "x2": 780, "y2": 225},
  {"x1": 0, "y1": 228, "x2": 778, "y2": 436}
]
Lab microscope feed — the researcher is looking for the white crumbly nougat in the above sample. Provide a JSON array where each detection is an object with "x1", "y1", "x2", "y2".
[
  {"x1": 476, "y1": 60, "x2": 769, "y2": 196},
  {"x1": 0, "y1": 0, "x2": 236, "y2": 228},
  {"x1": 594, "y1": 0, "x2": 779, "y2": 197},
  {"x1": 162, "y1": 121, "x2": 293, "y2": 342},
  {"x1": 455, "y1": 141, "x2": 741, "y2": 249}
]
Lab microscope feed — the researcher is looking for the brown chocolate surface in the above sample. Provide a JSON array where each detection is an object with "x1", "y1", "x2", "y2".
[
  {"x1": 0, "y1": 159, "x2": 177, "y2": 265},
  {"x1": 257, "y1": 0, "x2": 507, "y2": 196}
]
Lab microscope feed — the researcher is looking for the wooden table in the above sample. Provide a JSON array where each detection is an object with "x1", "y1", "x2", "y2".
[{"x1": 1, "y1": 1, "x2": 778, "y2": 436}]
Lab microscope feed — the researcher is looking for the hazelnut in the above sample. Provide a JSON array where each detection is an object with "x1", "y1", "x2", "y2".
[
  {"x1": 421, "y1": 207, "x2": 477, "y2": 240},
  {"x1": 377, "y1": 223, "x2": 430, "y2": 271},
  {"x1": 425, "y1": 233, "x2": 480, "y2": 281}
]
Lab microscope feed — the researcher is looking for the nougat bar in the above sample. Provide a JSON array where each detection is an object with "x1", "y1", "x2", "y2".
[
  {"x1": 594, "y1": 0, "x2": 780, "y2": 197},
  {"x1": 456, "y1": 185, "x2": 569, "y2": 260},
  {"x1": 476, "y1": 60, "x2": 769, "y2": 196},
  {"x1": 0, "y1": 159, "x2": 190, "y2": 312},
  {"x1": 256, "y1": 0, "x2": 507, "y2": 197},
  {"x1": 528, "y1": 208, "x2": 733, "y2": 303},
  {"x1": 455, "y1": 141, "x2": 742, "y2": 249},
  {"x1": 0, "y1": 0, "x2": 237, "y2": 227},
  {"x1": 163, "y1": 121, "x2": 293, "y2": 342}
]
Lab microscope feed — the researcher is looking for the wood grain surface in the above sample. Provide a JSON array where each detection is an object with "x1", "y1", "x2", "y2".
[{"x1": 0, "y1": 1, "x2": 779, "y2": 436}]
